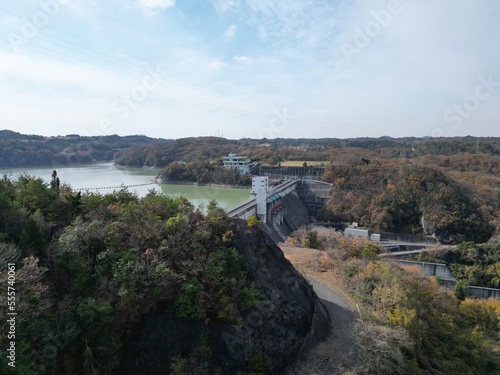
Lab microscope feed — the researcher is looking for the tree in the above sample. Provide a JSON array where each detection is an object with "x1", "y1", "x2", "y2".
[
  {"x1": 19, "y1": 212, "x2": 45, "y2": 257},
  {"x1": 454, "y1": 280, "x2": 468, "y2": 301},
  {"x1": 206, "y1": 200, "x2": 228, "y2": 237},
  {"x1": 50, "y1": 170, "x2": 60, "y2": 191},
  {"x1": 303, "y1": 231, "x2": 322, "y2": 249},
  {"x1": 15, "y1": 174, "x2": 56, "y2": 214}
]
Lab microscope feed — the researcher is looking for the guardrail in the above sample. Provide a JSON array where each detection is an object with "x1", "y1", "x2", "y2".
[
  {"x1": 392, "y1": 260, "x2": 500, "y2": 299},
  {"x1": 75, "y1": 182, "x2": 157, "y2": 190},
  {"x1": 226, "y1": 198, "x2": 257, "y2": 218}
]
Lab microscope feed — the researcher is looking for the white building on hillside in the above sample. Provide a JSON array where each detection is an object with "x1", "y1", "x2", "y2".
[{"x1": 223, "y1": 153, "x2": 250, "y2": 175}]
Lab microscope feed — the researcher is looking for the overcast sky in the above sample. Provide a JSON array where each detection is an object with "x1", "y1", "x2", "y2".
[{"x1": 0, "y1": 0, "x2": 499, "y2": 139}]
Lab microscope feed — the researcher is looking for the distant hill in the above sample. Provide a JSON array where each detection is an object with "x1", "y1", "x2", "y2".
[
  {"x1": 114, "y1": 135, "x2": 500, "y2": 167},
  {"x1": 0, "y1": 130, "x2": 167, "y2": 168},
  {"x1": 3, "y1": 131, "x2": 499, "y2": 169}
]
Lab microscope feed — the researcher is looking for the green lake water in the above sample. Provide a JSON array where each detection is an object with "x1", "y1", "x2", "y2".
[{"x1": 0, "y1": 163, "x2": 251, "y2": 211}]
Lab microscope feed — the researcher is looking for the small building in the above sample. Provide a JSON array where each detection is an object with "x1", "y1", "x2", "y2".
[
  {"x1": 223, "y1": 153, "x2": 250, "y2": 175},
  {"x1": 251, "y1": 176, "x2": 269, "y2": 194},
  {"x1": 345, "y1": 228, "x2": 370, "y2": 240}
]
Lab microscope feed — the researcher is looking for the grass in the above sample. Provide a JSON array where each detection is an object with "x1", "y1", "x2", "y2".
[{"x1": 279, "y1": 161, "x2": 327, "y2": 167}]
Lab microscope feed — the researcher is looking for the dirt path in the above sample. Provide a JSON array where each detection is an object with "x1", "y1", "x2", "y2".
[
  {"x1": 307, "y1": 276, "x2": 358, "y2": 369},
  {"x1": 281, "y1": 246, "x2": 359, "y2": 374}
]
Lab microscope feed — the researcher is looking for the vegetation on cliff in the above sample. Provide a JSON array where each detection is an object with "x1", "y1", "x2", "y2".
[
  {"x1": 0, "y1": 174, "x2": 259, "y2": 374},
  {"x1": 286, "y1": 236, "x2": 500, "y2": 375},
  {"x1": 321, "y1": 162, "x2": 495, "y2": 243}
]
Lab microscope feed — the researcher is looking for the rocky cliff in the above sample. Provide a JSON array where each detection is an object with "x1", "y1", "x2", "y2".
[{"x1": 119, "y1": 220, "x2": 331, "y2": 374}]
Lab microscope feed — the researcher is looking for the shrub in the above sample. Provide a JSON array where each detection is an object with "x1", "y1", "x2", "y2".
[{"x1": 247, "y1": 215, "x2": 262, "y2": 228}]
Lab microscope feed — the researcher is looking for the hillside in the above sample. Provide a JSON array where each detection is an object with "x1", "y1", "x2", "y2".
[
  {"x1": 0, "y1": 175, "x2": 329, "y2": 374},
  {"x1": 320, "y1": 161, "x2": 496, "y2": 243},
  {"x1": 114, "y1": 136, "x2": 500, "y2": 168},
  {"x1": 0, "y1": 130, "x2": 165, "y2": 168},
  {"x1": 281, "y1": 238, "x2": 500, "y2": 375}
]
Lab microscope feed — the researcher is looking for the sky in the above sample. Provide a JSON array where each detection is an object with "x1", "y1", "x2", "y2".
[{"x1": 0, "y1": 0, "x2": 499, "y2": 140}]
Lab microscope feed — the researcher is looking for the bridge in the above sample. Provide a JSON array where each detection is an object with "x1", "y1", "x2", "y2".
[
  {"x1": 226, "y1": 179, "x2": 332, "y2": 243},
  {"x1": 75, "y1": 182, "x2": 157, "y2": 191},
  {"x1": 377, "y1": 243, "x2": 450, "y2": 257}
]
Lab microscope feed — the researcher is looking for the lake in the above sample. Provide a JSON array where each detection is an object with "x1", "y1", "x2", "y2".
[{"x1": 0, "y1": 163, "x2": 252, "y2": 211}]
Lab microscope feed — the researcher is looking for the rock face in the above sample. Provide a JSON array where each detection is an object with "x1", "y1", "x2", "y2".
[{"x1": 119, "y1": 220, "x2": 331, "y2": 375}]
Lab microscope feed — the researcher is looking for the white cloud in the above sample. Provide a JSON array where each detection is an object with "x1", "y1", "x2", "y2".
[
  {"x1": 213, "y1": 0, "x2": 241, "y2": 15},
  {"x1": 223, "y1": 24, "x2": 238, "y2": 40},
  {"x1": 138, "y1": 0, "x2": 175, "y2": 15},
  {"x1": 233, "y1": 55, "x2": 253, "y2": 64},
  {"x1": 2, "y1": 0, "x2": 499, "y2": 139},
  {"x1": 0, "y1": 52, "x2": 125, "y2": 94},
  {"x1": 208, "y1": 0, "x2": 500, "y2": 138},
  {"x1": 232, "y1": 55, "x2": 276, "y2": 65},
  {"x1": 208, "y1": 60, "x2": 227, "y2": 70}
]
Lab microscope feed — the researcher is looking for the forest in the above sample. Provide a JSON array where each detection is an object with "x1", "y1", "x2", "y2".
[
  {"x1": 0, "y1": 130, "x2": 163, "y2": 168},
  {"x1": 3, "y1": 130, "x2": 500, "y2": 170},
  {"x1": 0, "y1": 174, "x2": 258, "y2": 374},
  {"x1": 159, "y1": 160, "x2": 251, "y2": 186},
  {"x1": 113, "y1": 135, "x2": 500, "y2": 168},
  {"x1": 320, "y1": 159, "x2": 497, "y2": 243}
]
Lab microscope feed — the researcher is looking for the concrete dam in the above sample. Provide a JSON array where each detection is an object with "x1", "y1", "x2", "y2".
[{"x1": 226, "y1": 179, "x2": 332, "y2": 243}]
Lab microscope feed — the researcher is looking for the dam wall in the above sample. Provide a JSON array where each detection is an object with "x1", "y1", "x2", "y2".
[{"x1": 263, "y1": 191, "x2": 311, "y2": 243}]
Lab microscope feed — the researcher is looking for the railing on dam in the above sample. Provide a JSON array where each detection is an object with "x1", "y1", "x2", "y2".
[
  {"x1": 267, "y1": 180, "x2": 298, "y2": 196},
  {"x1": 226, "y1": 198, "x2": 257, "y2": 220}
]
